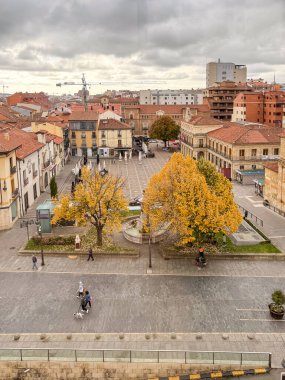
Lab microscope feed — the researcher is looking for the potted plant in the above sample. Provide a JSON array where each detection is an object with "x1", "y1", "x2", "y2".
[{"x1": 269, "y1": 290, "x2": 285, "y2": 319}]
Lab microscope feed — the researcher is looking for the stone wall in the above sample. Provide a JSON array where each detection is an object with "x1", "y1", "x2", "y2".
[{"x1": 0, "y1": 361, "x2": 223, "y2": 380}]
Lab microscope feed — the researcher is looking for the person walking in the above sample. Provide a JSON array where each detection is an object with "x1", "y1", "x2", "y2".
[
  {"x1": 77, "y1": 281, "x2": 84, "y2": 298},
  {"x1": 85, "y1": 290, "x2": 92, "y2": 308},
  {"x1": 81, "y1": 297, "x2": 88, "y2": 313},
  {"x1": 32, "y1": 255, "x2": 38, "y2": 270},
  {"x1": 87, "y1": 247, "x2": 94, "y2": 261}
]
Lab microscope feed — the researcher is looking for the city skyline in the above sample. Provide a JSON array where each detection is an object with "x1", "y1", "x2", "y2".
[{"x1": 0, "y1": 0, "x2": 284, "y2": 94}]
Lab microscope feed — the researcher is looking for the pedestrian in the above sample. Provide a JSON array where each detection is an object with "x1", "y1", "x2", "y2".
[
  {"x1": 81, "y1": 297, "x2": 88, "y2": 313},
  {"x1": 96, "y1": 153, "x2": 100, "y2": 165},
  {"x1": 32, "y1": 255, "x2": 38, "y2": 270},
  {"x1": 85, "y1": 290, "x2": 92, "y2": 308},
  {"x1": 157, "y1": 143, "x2": 159, "y2": 150},
  {"x1": 87, "y1": 247, "x2": 94, "y2": 261},
  {"x1": 77, "y1": 281, "x2": 84, "y2": 298}
]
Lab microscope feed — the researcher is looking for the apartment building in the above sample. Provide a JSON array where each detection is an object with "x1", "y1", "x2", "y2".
[
  {"x1": 181, "y1": 118, "x2": 281, "y2": 180},
  {"x1": 263, "y1": 131, "x2": 285, "y2": 213},
  {"x1": 97, "y1": 119, "x2": 132, "y2": 158},
  {"x1": 69, "y1": 111, "x2": 99, "y2": 157},
  {"x1": 139, "y1": 89, "x2": 203, "y2": 105},
  {"x1": 0, "y1": 132, "x2": 21, "y2": 230},
  {"x1": 232, "y1": 90, "x2": 285, "y2": 127},
  {"x1": 206, "y1": 59, "x2": 247, "y2": 87},
  {"x1": 203, "y1": 81, "x2": 252, "y2": 121},
  {"x1": 206, "y1": 124, "x2": 281, "y2": 179},
  {"x1": 123, "y1": 104, "x2": 210, "y2": 136},
  {"x1": 180, "y1": 116, "x2": 223, "y2": 159}
]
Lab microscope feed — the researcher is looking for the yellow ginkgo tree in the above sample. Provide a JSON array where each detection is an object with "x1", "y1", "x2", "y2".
[
  {"x1": 143, "y1": 153, "x2": 242, "y2": 246},
  {"x1": 51, "y1": 167, "x2": 128, "y2": 246}
]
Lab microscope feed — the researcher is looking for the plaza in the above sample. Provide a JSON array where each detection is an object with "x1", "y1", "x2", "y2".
[{"x1": 0, "y1": 150, "x2": 285, "y2": 372}]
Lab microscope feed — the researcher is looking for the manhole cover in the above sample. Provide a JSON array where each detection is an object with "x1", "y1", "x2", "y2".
[{"x1": 10, "y1": 247, "x2": 16, "y2": 250}]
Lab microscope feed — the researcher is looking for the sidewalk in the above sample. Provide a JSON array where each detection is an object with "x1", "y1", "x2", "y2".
[
  {"x1": 0, "y1": 159, "x2": 285, "y2": 278},
  {"x1": 0, "y1": 332, "x2": 283, "y2": 368}
]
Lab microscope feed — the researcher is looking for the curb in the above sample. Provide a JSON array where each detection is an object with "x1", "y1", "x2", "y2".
[
  {"x1": 18, "y1": 249, "x2": 140, "y2": 258},
  {"x1": 149, "y1": 367, "x2": 270, "y2": 379},
  {"x1": 161, "y1": 252, "x2": 285, "y2": 261}
]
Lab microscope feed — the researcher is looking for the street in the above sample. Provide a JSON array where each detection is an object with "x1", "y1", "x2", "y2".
[{"x1": 1, "y1": 271, "x2": 285, "y2": 334}]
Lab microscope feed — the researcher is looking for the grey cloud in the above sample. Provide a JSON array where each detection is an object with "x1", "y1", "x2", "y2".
[{"x1": 0, "y1": 0, "x2": 284, "y2": 84}]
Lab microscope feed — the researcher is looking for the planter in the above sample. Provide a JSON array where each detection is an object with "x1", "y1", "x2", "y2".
[{"x1": 268, "y1": 303, "x2": 285, "y2": 319}]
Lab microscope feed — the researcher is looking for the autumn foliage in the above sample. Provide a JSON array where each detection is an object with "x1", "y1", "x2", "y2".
[
  {"x1": 51, "y1": 167, "x2": 128, "y2": 246},
  {"x1": 149, "y1": 115, "x2": 180, "y2": 147},
  {"x1": 143, "y1": 153, "x2": 242, "y2": 246}
]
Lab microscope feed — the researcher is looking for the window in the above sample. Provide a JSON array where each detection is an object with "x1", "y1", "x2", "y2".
[
  {"x1": 81, "y1": 132, "x2": 86, "y2": 138},
  {"x1": 186, "y1": 97, "x2": 188, "y2": 100},
  {"x1": 239, "y1": 149, "x2": 245, "y2": 157},
  {"x1": 33, "y1": 184, "x2": 37, "y2": 200},
  {"x1": 263, "y1": 149, "x2": 268, "y2": 155},
  {"x1": 23, "y1": 170, "x2": 27, "y2": 180},
  {"x1": 101, "y1": 131, "x2": 106, "y2": 138},
  {"x1": 118, "y1": 130, "x2": 122, "y2": 137},
  {"x1": 199, "y1": 139, "x2": 203, "y2": 147},
  {"x1": 92, "y1": 132, "x2": 96, "y2": 138},
  {"x1": 10, "y1": 157, "x2": 13, "y2": 168},
  {"x1": 251, "y1": 149, "x2": 257, "y2": 157},
  {"x1": 130, "y1": 114, "x2": 134, "y2": 120},
  {"x1": 252, "y1": 165, "x2": 256, "y2": 169},
  {"x1": 118, "y1": 139, "x2": 122, "y2": 147},
  {"x1": 274, "y1": 148, "x2": 279, "y2": 155},
  {"x1": 71, "y1": 131, "x2": 76, "y2": 138},
  {"x1": 240, "y1": 165, "x2": 244, "y2": 170},
  {"x1": 102, "y1": 140, "x2": 106, "y2": 146}
]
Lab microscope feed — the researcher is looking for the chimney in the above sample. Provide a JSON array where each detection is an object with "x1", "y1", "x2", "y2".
[{"x1": 4, "y1": 132, "x2": 9, "y2": 141}]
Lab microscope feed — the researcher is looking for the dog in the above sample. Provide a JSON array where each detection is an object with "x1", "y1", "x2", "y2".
[{"x1": 73, "y1": 311, "x2": 84, "y2": 319}]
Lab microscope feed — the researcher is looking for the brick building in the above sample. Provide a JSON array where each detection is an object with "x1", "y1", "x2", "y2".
[
  {"x1": 232, "y1": 90, "x2": 285, "y2": 127},
  {"x1": 7, "y1": 92, "x2": 50, "y2": 110},
  {"x1": 123, "y1": 104, "x2": 210, "y2": 136},
  {"x1": 203, "y1": 81, "x2": 252, "y2": 121}
]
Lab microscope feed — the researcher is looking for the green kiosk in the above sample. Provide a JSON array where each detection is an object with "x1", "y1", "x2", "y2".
[{"x1": 36, "y1": 200, "x2": 57, "y2": 233}]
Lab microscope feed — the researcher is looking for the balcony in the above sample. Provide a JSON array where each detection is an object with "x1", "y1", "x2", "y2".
[
  {"x1": 24, "y1": 178, "x2": 29, "y2": 186},
  {"x1": 33, "y1": 170, "x2": 38, "y2": 178},
  {"x1": 43, "y1": 160, "x2": 50, "y2": 169},
  {"x1": 12, "y1": 188, "x2": 19, "y2": 198},
  {"x1": 10, "y1": 166, "x2": 16, "y2": 175}
]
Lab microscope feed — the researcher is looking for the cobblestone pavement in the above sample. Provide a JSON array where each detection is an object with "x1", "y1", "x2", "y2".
[{"x1": 1, "y1": 153, "x2": 285, "y2": 368}]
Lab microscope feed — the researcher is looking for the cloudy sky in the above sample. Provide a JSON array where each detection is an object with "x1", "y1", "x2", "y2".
[{"x1": 0, "y1": 0, "x2": 284, "y2": 94}]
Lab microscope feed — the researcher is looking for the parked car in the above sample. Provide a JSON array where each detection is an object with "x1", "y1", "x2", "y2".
[
  {"x1": 129, "y1": 195, "x2": 143, "y2": 207},
  {"x1": 148, "y1": 139, "x2": 158, "y2": 143}
]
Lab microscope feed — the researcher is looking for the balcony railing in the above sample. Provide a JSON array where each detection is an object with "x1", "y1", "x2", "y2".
[
  {"x1": 12, "y1": 188, "x2": 19, "y2": 198},
  {"x1": 10, "y1": 166, "x2": 16, "y2": 175},
  {"x1": 33, "y1": 170, "x2": 38, "y2": 178},
  {"x1": 23, "y1": 178, "x2": 29, "y2": 186},
  {"x1": 0, "y1": 348, "x2": 271, "y2": 367},
  {"x1": 43, "y1": 160, "x2": 50, "y2": 169}
]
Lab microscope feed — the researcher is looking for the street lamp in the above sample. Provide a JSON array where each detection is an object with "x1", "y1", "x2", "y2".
[
  {"x1": 146, "y1": 216, "x2": 152, "y2": 272},
  {"x1": 20, "y1": 219, "x2": 34, "y2": 241},
  {"x1": 37, "y1": 225, "x2": 45, "y2": 266}
]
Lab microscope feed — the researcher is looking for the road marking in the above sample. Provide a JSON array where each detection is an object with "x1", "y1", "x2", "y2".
[
  {"x1": 2, "y1": 270, "x2": 285, "y2": 279},
  {"x1": 236, "y1": 308, "x2": 268, "y2": 312},
  {"x1": 240, "y1": 318, "x2": 285, "y2": 322}
]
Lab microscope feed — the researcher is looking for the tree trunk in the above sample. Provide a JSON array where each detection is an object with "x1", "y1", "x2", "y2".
[
  {"x1": 96, "y1": 226, "x2": 103, "y2": 246},
  {"x1": 164, "y1": 140, "x2": 167, "y2": 147}
]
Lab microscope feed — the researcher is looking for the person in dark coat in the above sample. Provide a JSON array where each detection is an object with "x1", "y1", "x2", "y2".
[{"x1": 87, "y1": 247, "x2": 94, "y2": 261}]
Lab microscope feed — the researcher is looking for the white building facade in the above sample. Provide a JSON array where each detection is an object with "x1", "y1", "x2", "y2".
[{"x1": 139, "y1": 90, "x2": 203, "y2": 105}]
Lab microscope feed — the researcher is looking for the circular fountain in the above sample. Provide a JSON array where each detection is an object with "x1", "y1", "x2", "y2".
[{"x1": 123, "y1": 212, "x2": 169, "y2": 244}]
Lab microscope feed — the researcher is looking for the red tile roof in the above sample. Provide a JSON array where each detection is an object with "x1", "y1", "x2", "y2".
[
  {"x1": 190, "y1": 116, "x2": 223, "y2": 126},
  {"x1": 208, "y1": 124, "x2": 282, "y2": 144},
  {"x1": 98, "y1": 119, "x2": 131, "y2": 130},
  {"x1": 0, "y1": 128, "x2": 44, "y2": 158},
  {"x1": 124, "y1": 104, "x2": 210, "y2": 114},
  {"x1": 0, "y1": 130, "x2": 22, "y2": 153},
  {"x1": 53, "y1": 136, "x2": 64, "y2": 144},
  {"x1": 264, "y1": 162, "x2": 278, "y2": 172},
  {"x1": 69, "y1": 111, "x2": 99, "y2": 121}
]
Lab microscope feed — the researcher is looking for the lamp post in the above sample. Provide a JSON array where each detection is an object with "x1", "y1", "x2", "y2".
[
  {"x1": 20, "y1": 219, "x2": 34, "y2": 241},
  {"x1": 146, "y1": 216, "x2": 152, "y2": 272},
  {"x1": 37, "y1": 225, "x2": 45, "y2": 266}
]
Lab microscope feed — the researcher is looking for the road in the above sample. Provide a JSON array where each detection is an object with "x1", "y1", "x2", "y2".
[{"x1": 1, "y1": 272, "x2": 284, "y2": 334}]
